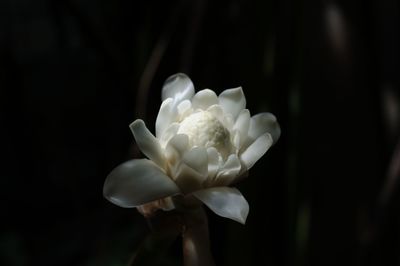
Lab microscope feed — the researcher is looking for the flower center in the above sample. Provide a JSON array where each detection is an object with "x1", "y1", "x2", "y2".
[{"x1": 177, "y1": 111, "x2": 232, "y2": 158}]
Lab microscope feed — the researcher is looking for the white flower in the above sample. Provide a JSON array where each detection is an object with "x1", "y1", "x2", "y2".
[{"x1": 103, "y1": 73, "x2": 280, "y2": 224}]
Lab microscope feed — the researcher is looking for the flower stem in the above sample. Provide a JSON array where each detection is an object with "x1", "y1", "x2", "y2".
[{"x1": 182, "y1": 208, "x2": 215, "y2": 266}]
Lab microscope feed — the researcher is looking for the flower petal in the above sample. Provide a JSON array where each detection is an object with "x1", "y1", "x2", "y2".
[
  {"x1": 182, "y1": 147, "x2": 208, "y2": 177},
  {"x1": 159, "y1": 122, "x2": 180, "y2": 148},
  {"x1": 206, "y1": 104, "x2": 224, "y2": 118},
  {"x1": 206, "y1": 147, "x2": 220, "y2": 180},
  {"x1": 218, "y1": 87, "x2": 246, "y2": 119},
  {"x1": 165, "y1": 134, "x2": 189, "y2": 168},
  {"x1": 248, "y1": 112, "x2": 281, "y2": 144},
  {"x1": 192, "y1": 89, "x2": 218, "y2": 110},
  {"x1": 233, "y1": 109, "x2": 250, "y2": 147},
  {"x1": 173, "y1": 147, "x2": 208, "y2": 193},
  {"x1": 103, "y1": 159, "x2": 180, "y2": 208},
  {"x1": 240, "y1": 133, "x2": 273, "y2": 170},
  {"x1": 162, "y1": 73, "x2": 195, "y2": 106},
  {"x1": 129, "y1": 119, "x2": 165, "y2": 168},
  {"x1": 207, "y1": 104, "x2": 234, "y2": 131},
  {"x1": 215, "y1": 154, "x2": 242, "y2": 185},
  {"x1": 177, "y1": 99, "x2": 193, "y2": 120},
  {"x1": 155, "y1": 98, "x2": 176, "y2": 138},
  {"x1": 193, "y1": 187, "x2": 249, "y2": 224}
]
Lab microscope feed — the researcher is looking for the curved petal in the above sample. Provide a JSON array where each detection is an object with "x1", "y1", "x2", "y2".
[
  {"x1": 192, "y1": 89, "x2": 218, "y2": 110},
  {"x1": 240, "y1": 133, "x2": 273, "y2": 170},
  {"x1": 233, "y1": 109, "x2": 250, "y2": 147},
  {"x1": 174, "y1": 147, "x2": 208, "y2": 193},
  {"x1": 155, "y1": 98, "x2": 176, "y2": 138},
  {"x1": 165, "y1": 134, "x2": 189, "y2": 168},
  {"x1": 177, "y1": 99, "x2": 193, "y2": 120},
  {"x1": 233, "y1": 131, "x2": 240, "y2": 150},
  {"x1": 162, "y1": 73, "x2": 195, "y2": 106},
  {"x1": 206, "y1": 147, "x2": 221, "y2": 180},
  {"x1": 159, "y1": 122, "x2": 180, "y2": 148},
  {"x1": 129, "y1": 119, "x2": 165, "y2": 168},
  {"x1": 206, "y1": 104, "x2": 224, "y2": 118},
  {"x1": 207, "y1": 105, "x2": 234, "y2": 131},
  {"x1": 218, "y1": 87, "x2": 246, "y2": 119},
  {"x1": 193, "y1": 187, "x2": 249, "y2": 224},
  {"x1": 103, "y1": 159, "x2": 180, "y2": 208},
  {"x1": 182, "y1": 147, "x2": 208, "y2": 177},
  {"x1": 248, "y1": 112, "x2": 281, "y2": 144},
  {"x1": 215, "y1": 154, "x2": 242, "y2": 185}
]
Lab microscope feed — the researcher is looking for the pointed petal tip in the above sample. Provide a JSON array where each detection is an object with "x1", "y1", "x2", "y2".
[
  {"x1": 129, "y1": 119, "x2": 165, "y2": 168},
  {"x1": 218, "y1": 86, "x2": 246, "y2": 118}
]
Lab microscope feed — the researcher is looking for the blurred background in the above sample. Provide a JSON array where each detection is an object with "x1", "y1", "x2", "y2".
[{"x1": 1, "y1": 0, "x2": 400, "y2": 265}]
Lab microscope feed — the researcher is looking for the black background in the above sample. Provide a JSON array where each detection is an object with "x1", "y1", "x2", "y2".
[{"x1": 1, "y1": 0, "x2": 400, "y2": 265}]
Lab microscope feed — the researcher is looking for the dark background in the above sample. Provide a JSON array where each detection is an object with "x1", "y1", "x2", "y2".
[{"x1": 1, "y1": 0, "x2": 400, "y2": 265}]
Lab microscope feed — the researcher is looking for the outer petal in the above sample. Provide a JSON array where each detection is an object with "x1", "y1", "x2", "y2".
[
  {"x1": 193, "y1": 187, "x2": 249, "y2": 224},
  {"x1": 129, "y1": 119, "x2": 165, "y2": 168},
  {"x1": 233, "y1": 109, "x2": 250, "y2": 148},
  {"x1": 162, "y1": 73, "x2": 195, "y2": 106},
  {"x1": 215, "y1": 154, "x2": 242, "y2": 185},
  {"x1": 103, "y1": 159, "x2": 180, "y2": 208},
  {"x1": 248, "y1": 112, "x2": 281, "y2": 144},
  {"x1": 240, "y1": 133, "x2": 273, "y2": 170},
  {"x1": 156, "y1": 98, "x2": 176, "y2": 138},
  {"x1": 192, "y1": 89, "x2": 218, "y2": 110},
  {"x1": 218, "y1": 87, "x2": 246, "y2": 119}
]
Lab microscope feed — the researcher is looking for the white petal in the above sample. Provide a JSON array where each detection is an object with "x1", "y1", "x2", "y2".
[
  {"x1": 218, "y1": 87, "x2": 246, "y2": 119},
  {"x1": 233, "y1": 131, "x2": 241, "y2": 150},
  {"x1": 193, "y1": 187, "x2": 249, "y2": 224},
  {"x1": 155, "y1": 98, "x2": 176, "y2": 138},
  {"x1": 159, "y1": 122, "x2": 180, "y2": 148},
  {"x1": 165, "y1": 134, "x2": 189, "y2": 167},
  {"x1": 240, "y1": 133, "x2": 273, "y2": 170},
  {"x1": 103, "y1": 159, "x2": 180, "y2": 208},
  {"x1": 221, "y1": 113, "x2": 234, "y2": 131},
  {"x1": 129, "y1": 119, "x2": 165, "y2": 168},
  {"x1": 215, "y1": 154, "x2": 242, "y2": 185},
  {"x1": 182, "y1": 147, "x2": 208, "y2": 177},
  {"x1": 207, "y1": 104, "x2": 224, "y2": 118},
  {"x1": 177, "y1": 100, "x2": 193, "y2": 120},
  {"x1": 248, "y1": 112, "x2": 281, "y2": 144},
  {"x1": 207, "y1": 104, "x2": 234, "y2": 130},
  {"x1": 206, "y1": 147, "x2": 220, "y2": 180},
  {"x1": 192, "y1": 89, "x2": 218, "y2": 110},
  {"x1": 162, "y1": 73, "x2": 195, "y2": 106},
  {"x1": 173, "y1": 147, "x2": 208, "y2": 194},
  {"x1": 233, "y1": 109, "x2": 250, "y2": 147}
]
